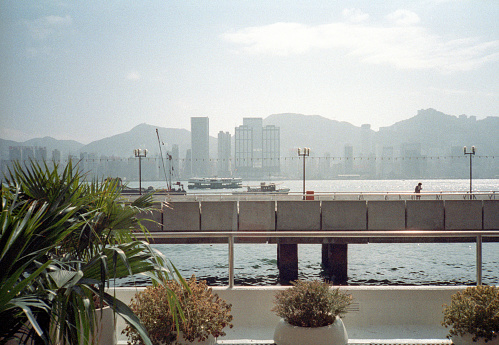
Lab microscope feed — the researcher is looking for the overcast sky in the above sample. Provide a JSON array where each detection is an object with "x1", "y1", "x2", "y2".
[{"x1": 1, "y1": 1, "x2": 497, "y2": 144}]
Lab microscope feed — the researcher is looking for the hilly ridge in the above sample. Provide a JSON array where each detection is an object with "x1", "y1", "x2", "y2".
[{"x1": 1, "y1": 109, "x2": 497, "y2": 160}]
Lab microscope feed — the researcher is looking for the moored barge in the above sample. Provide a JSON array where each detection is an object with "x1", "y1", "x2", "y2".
[{"x1": 187, "y1": 177, "x2": 243, "y2": 189}]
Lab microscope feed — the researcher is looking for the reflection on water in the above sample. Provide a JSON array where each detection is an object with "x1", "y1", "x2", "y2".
[{"x1": 114, "y1": 242, "x2": 498, "y2": 287}]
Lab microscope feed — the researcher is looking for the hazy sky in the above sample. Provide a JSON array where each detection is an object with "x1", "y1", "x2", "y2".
[{"x1": 1, "y1": 1, "x2": 497, "y2": 144}]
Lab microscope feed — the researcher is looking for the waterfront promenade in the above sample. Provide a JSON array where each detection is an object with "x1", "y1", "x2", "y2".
[
  {"x1": 115, "y1": 192, "x2": 499, "y2": 344},
  {"x1": 130, "y1": 192, "x2": 499, "y2": 285}
]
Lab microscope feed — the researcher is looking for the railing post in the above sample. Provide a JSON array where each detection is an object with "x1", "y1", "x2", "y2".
[
  {"x1": 228, "y1": 234, "x2": 235, "y2": 288},
  {"x1": 476, "y1": 234, "x2": 482, "y2": 285}
]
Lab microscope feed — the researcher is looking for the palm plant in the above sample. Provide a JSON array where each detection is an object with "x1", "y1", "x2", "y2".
[{"x1": 0, "y1": 160, "x2": 184, "y2": 345}]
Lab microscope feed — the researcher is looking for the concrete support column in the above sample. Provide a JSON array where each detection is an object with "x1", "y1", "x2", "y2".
[
  {"x1": 321, "y1": 244, "x2": 348, "y2": 285},
  {"x1": 277, "y1": 244, "x2": 298, "y2": 285}
]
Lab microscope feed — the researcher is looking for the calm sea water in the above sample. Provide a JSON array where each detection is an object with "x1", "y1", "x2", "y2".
[{"x1": 125, "y1": 179, "x2": 499, "y2": 286}]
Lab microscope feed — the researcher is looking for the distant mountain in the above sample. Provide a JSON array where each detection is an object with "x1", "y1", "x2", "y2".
[
  {"x1": 264, "y1": 113, "x2": 370, "y2": 156},
  {"x1": 376, "y1": 108, "x2": 499, "y2": 155},
  {"x1": 1, "y1": 110, "x2": 497, "y2": 161},
  {"x1": 0, "y1": 136, "x2": 84, "y2": 160},
  {"x1": 263, "y1": 109, "x2": 498, "y2": 157},
  {"x1": 79, "y1": 123, "x2": 217, "y2": 158}
]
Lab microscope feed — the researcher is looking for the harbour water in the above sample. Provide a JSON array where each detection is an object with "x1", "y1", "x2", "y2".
[{"x1": 125, "y1": 179, "x2": 498, "y2": 286}]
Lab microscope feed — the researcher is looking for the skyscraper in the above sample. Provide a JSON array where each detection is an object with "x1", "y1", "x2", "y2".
[
  {"x1": 234, "y1": 118, "x2": 280, "y2": 178},
  {"x1": 191, "y1": 117, "x2": 209, "y2": 177},
  {"x1": 217, "y1": 131, "x2": 231, "y2": 177},
  {"x1": 262, "y1": 125, "x2": 280, "y2": 176}
]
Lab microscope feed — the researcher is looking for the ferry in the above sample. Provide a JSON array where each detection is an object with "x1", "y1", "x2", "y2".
[
  {"x1": 233, "y1": 182, "x2": 290, "y2": 194},
  {"x1": 187, "y1": 177, "x2": 243, "y2": 189}
]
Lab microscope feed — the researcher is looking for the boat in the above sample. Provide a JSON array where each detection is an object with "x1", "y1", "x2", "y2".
[
  {"x1": 154, "y1": 181, "x2": 186, "y2": 195},
  {"x1": 233, "y1": 182, "x2": 290, "y2": 194},
  {"x1": 187, "y1": 177, "x2": 243, "y2": 189}
]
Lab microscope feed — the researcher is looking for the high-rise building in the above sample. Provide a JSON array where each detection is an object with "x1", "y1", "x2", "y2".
[
  {"x1": 217, "y1": 131, "x2": 231, "y2": 177},
  {"x1": 361, "y1": 124, "x2": 373, "y2": 156},
  {"x1": 35, "y1": 147, "x2": 47, "y2": 161},
  {"x1": 234, "y1": 118, "x2": 280, "y2": 178},
  {"x1": 171, "y1": 144, "x2": 180, "y2": 179},
  {"x1": 401, "y1": 142, "x2": 424, "y2": 178},
  {"x1": 191, "y1": 117, "x2": 209, "y2": 177},
  {"x1": 52, "y1": 149, "x2": 61, "y2": 162},
  {"x1": 262, "y1": 125, "x2": 280, "y2": 176},
  {"x1": 9, "y1": 146, "x2": 22, "y2": 162},
  {"x1": 22, "y1": 147, "x2": 34, "y2": 162},
  {"x1": 380, "y1": 146, "x2": 394, "y2": 179},
  {"x1": 183, "y1": 149, "x2": 192, "y2": 177},
  {"x1": 344, "y1": 145, "x2": 353, "y2": 175}
]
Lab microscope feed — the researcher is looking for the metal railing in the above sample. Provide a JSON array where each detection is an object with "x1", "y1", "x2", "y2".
[
  {"x1": 141, "y1": 230, "x2": 499, "y2": 288},
  {"x1": 160, "y1": 191, "x2": 498, "y2": 201}
]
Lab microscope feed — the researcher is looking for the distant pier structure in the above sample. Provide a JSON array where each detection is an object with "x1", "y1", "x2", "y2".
[{"x1": 137, "y1": 193, "x2": 499, "y2": 284}]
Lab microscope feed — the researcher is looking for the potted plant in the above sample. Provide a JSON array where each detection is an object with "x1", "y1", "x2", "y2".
[
  {"x1": 1, "y1": 160, "x2": 183, "y2": 345},
  {"x1": 123, "y1": 275, "x2": 233, "y2": 345},
  {"x1": 272, "y1": 280, "x2": 352, "y2": 345},
  {"x1": 442, "y1": 285, "x2": 499, "y2": 345}
]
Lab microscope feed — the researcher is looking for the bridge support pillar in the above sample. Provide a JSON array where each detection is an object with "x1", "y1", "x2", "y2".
[
  {"x1": 322, "y1": 244, "x2": 348, "y2": 285},
  {"x1": 277, "y1": 244, "x2": 298, "y2": 285}
]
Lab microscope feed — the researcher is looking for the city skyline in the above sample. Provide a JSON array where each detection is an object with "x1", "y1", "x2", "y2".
[
  {"x1": 1, "y1": 1, "x2": 497, "y2": 144},
  {"x1": 2, "y1": 109, "x2": 497, "y2": 180}
]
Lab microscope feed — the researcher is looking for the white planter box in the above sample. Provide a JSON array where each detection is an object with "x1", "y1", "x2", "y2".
[
  {"x1": 273, "y1": 317, "x2": 348, "y2": 345},
  {"x1": 452, "y1": 334, "x2": 499, "y2": 345}
]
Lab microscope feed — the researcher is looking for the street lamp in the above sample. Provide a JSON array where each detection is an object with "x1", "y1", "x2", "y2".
[
  {"x1": 463, "y1": 146, "x2": 476, "y2": 196},
  {"x1": 134, "y1": 148, "x2": 148, "y2": 195},
  {"x1": 297, "y1": 147, "x2": 310, "y2": 200}
]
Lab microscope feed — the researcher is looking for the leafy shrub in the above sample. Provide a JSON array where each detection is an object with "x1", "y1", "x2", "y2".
[
  {"x1": 123, "y1": 275, "x2": 233, "y2": 345},
  {"x1": 442, "y1": 285, "x2": 499, "y2": 342},
  {"x1": 272, "y1": 280, "x2": 352, "y2": 328}
]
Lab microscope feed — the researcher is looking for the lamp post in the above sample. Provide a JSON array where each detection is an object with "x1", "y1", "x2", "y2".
[
  {"x1": 297, "y1": 147, "x2": 310, "y2": 200},
  {"x1": 463, "y1": 146, "x2": 475, "y2": 196},
  {"x1": 134, "y1": 148, "x2": 148, "y2": 195}
]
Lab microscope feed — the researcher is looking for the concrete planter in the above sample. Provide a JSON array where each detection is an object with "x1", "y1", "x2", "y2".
[
  {"x1": 174, "y1": 334, "x2": 216, "y2": 345},
  {"x1": 273, "y1": 317, "x2": 348, "y2": 345},
  {"x1": 452, "y1": 334, "x2": 499, "y2": 345},
  {"x1": 91, "y1": 306, "x2": 116, "y2": 345}
]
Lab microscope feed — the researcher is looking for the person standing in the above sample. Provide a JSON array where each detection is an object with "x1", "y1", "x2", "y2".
[{"x1": 415, "y1": 182, "x2": 422, "y2": 199}]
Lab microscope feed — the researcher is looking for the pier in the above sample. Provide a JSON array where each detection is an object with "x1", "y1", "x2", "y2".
[{"x1": 135, "y1": 192, "x2": 499, "y2": 284}]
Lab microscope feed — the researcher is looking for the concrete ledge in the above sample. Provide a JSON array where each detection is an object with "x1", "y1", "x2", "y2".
[
  {"x1": 276, "y1": 201, "x2": 320, "y2": 231},
  {"x1": 162, "y1": 201, "x2": 200, "y2": 231},
  {"x1": 239, "y1": 201, "x2": 276, "y2": 231},
  {"x1": 112, "y1": 285, "x2": 464, "y2": 344},
  {"x1": 445, "y1": 200, "x2": 482, "y2": 230},
  {"x1": 406, "y1": 200, "x2": 444, "y2": 230},
  {"x1": 201, "y1": 201, "x2": 238, "y2": 231},
  {"x1": 238, "y1": 201, "x2": 276, "y2": 243},
  {"x1": 368, "y1": 201, "x2": 405, "y2": 230},
  {"x1": 484, "y1": 200, "x2": 499, "y2": 230},
  {"x1": 136, "y1": 203, "x2": 163, "y2": 232},
  {"x1": 322, "y1": 201, "x2": 367, "y2": 231}
]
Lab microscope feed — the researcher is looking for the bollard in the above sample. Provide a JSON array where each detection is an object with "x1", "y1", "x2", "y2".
[{"x1": 305, "y1": 190, "x2": 315, "y2": 200}]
